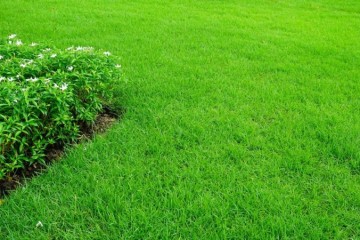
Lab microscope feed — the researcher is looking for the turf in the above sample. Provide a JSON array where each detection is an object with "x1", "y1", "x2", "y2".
[{"x1": 1, "y1": 0, "x2": 360, "y2": 239}]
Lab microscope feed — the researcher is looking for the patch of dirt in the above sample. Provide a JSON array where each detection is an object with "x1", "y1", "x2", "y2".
[{"x1": 0, "y1": 106, "x2": 121, "y2": 198}]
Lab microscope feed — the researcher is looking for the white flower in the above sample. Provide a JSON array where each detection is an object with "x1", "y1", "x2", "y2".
[
  {"x1": 60, "y1": 83, "x2": 68, "y2": 91},
  {"x1": 8, "y1": 41, "x2": 12, "y2": 45},
  {"x1": 30, "y1": 42, "x2": 38, "y2": 47},
  {"x1": 103, "y1": 51, "x2": 111, "y2": 56},
  {"x1": 44, "y1": 78, "x2": 51, "y2": 84},
  {"x1": 75, "y1": 46, "x2": 94, "y2": 51},
  {"x1": 42, "y1": 48, "x2": 51, "y2": 52},
  {"x1": 36, "y1": 221, "x2": 43, "y2": 228},
  {"x1": 50, "y1": 54, "x2": 57, "y2": 58},
  {"x1": 26, "y1": 77, "x2": 38, "y2": 82},
  {"x1": 66, "y1": 46, "x2": 74, "y2": 51},
  {"x1": 67, "y1": 66, "x2": 74, "y2": 71},
  {"x1": 14, "y1": 99, "x2": 18, "y2": 103},
  {"x1": 20, "y1": 59, "x2": 33, "y2": 68},
  {"x1": 53, "y1": 83, "x2": 59, "y2": 88},
  {"x1": 0, "y1": 76, "x2": 5, "y2": 82},
  {"x1": 38, "y1": 54, "x2": 44, "y2": 59},
  {"x1": 7, "y1": 77, "x2": 14, "y2": 82},
  {"x1": 8, "y1": 34, "x2": 17, "y2": 39},
  {"x1": 76, "y1": 46, "x2": 94, "y2": 51},
  {"x1": 15, "y1": 40, "x2": 23, "y2": 46},
  {"x1": 115, "y1": 64, "x2": 121, "y2": 68},
  {"x1": 0, "y1": 55, "x2": 3, "y2": 60},
  {"x1": 16, "y1": 74, "x2": 21, "y2": 79}
]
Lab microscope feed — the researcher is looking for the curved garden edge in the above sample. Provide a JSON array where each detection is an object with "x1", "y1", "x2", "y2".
[{"x1": 0, "y1": 106, "x2": 123, "y2": 198}]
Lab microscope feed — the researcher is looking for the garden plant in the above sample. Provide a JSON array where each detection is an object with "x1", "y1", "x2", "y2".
[{"x1": 0, "y1": 34, "x2": 122, "y2": 180}]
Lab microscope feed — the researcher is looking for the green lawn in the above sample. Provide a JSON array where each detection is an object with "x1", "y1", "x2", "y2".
[{"x1": 1, "y1": 0, "x2": 360, "y2": 239}]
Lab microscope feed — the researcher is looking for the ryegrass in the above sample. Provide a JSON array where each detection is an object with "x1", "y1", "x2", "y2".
[{"x1": 1, "y1": 0, "x2": 360, "y2": 239}]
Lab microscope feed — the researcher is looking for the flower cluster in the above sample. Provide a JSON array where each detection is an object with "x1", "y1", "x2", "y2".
[
  {"x1": 0, "y1": 34, "x2": 123, "y2": 180},
  {"x1": 0, "y1": 34, "x2": 122, "y2": 91}
]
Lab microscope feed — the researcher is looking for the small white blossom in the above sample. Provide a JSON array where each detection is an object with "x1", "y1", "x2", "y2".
[
  {"x1": 115, "y1": 64, "x2": 121, "y2": 68},
  {"x1": 0, "y1": 76, "x2": 5, "y2": 82},
  {"x1": 8, "y1": 34, "x2": 17, "y2": 39},
  {"x1": 42, "y1": 48, "x2": 51, "y2": 52},
  {"x1": 67, "y1": 66, "x2": 74, "y2": 71},
  {"x1": 14, "y1": 99, "x2": 18, "y2": 103},
  {"x1": 38, "y1": 54, "x2": 44, "y2": 59},
  {"x1": 0, "y1": 55, "x2": 3, "y2": 60},
  {"x1": 30, "y1": 42, "x2": 38, "y2": 47},
  {"x1": 20, "y1": 63, "x2": 27, "y2": 68},
  {"x1": 60, "y1": 83, "x2": 68, "y2": 91},
  {"x1": 26, "y1": 77, "x2": 38, "y2": 82},
  {"x1": 50, "y1": 54, "x2": 57, "y2": 58},
  {"x1": 26, "y1": 59, "x2": 34, "y2": 64},
  {"x1": 36, "y1": 221, "x2": 43, "y2": 228},
  {"x1": 16, "y1": 74, "x2": 21, "y2": 79},
  {"x1": 66, "y1": 46, "x2": 74, "y2": 51},
  {"x1": 103, "y1": 51, "x2": 111, "y2": 56},
  {"x1": 15, "y1": 40, "x2": 23, "y2": 46},
  {"x1": 44, "y1": 78, "x2": 51, "y2": 84},
  {"x1": 53, "y1": 83, "x2": 59, "y2": 88},
  {"x1": 8, "y1": 41, "x2": 12, "y2": 45},
  {"x1": 7, "y1": 77, "x2": 14, "y2": 82}
]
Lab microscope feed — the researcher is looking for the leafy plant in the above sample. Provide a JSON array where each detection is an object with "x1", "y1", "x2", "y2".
[{"x1": 0, "y1": 34, "x2": 122, "y2": 179}]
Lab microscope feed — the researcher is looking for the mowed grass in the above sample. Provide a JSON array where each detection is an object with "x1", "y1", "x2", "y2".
[{"x1": 1, "y1": 0, "x2": 360, "y2": 239}]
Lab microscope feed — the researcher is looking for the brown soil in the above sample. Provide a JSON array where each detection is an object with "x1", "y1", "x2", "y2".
[{"x1": 0, "y1": 107, "x2": 121, "y2": 198}]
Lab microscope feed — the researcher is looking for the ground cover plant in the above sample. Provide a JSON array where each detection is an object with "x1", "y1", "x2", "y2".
[
  {"x1": 0, "y1": 0, "x2": 360, "y2": 239},
  {"x1": 0, "y1": 35, "x2": 122, "y2": 180}
]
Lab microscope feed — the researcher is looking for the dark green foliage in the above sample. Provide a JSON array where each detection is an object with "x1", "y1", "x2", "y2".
[{"x1": 0, "y1": 36, "x2": 122, "y2": 179}]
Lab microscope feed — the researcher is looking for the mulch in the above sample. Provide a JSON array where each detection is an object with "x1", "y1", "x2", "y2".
[{"x1": 0, "y1": 106, "x2": 121, "y2": 198}]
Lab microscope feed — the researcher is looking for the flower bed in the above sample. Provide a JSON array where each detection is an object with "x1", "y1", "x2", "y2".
[{"x1": 0, "y1": 34, "x2": 122, "y2": 180}]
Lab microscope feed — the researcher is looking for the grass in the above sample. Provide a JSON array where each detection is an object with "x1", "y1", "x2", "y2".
[{"x1": 1, "y1": 0, "x2": 360, "y2": 239}]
